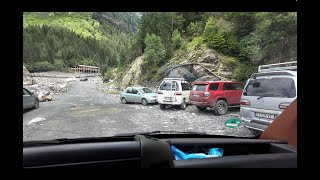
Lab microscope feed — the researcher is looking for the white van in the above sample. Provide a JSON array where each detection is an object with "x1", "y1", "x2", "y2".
[
  {"x1": 240, "y1": 61, "x2": 297, "y2": 136},
  {"x1": 157, "y1": 78, "x2": 191, "y2": 110}
]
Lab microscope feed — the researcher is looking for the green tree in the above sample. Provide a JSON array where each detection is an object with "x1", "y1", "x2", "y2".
[
  {"x1": 223, "y1": 12, "x2": 256, "y2": 38},
  {"x1": 187, "y1": 22, "x2": 204, "y2": 37},
  {"x1": 171, "y1": 29, "x2": 182, "y2": 49},
  {"x1": 144, "y1": 33, "x2": 166, "y2": 66},
  {"x1": 203, "y1": 18, "x2": 226, "y2": 51}
]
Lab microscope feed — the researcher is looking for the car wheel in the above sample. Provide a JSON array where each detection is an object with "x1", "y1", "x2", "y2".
[
  {"x1": 160, "y1": 104, "x2": 166, "y2": 109},
  {"x1": 141, "y1": 98, "x2": 148, "y2": 106},
  {"x1": 213, "y1": 100, "x2": 228, "y2": 115},
  {"x1": 121, "y1": 97, "x2": 127, "y2": 104},
  {"x1": 180, "y1": 101, "x2": 186, "y2": 110},
  {"x1": 196, "y1": 106, "x2": 207, "y2": 111},
  {"x1": 33, "y1": 99, "x2": 39, "y2": 109},
  {"x1": 249, "y1": 129, "x2": 262, "y2": 137}
]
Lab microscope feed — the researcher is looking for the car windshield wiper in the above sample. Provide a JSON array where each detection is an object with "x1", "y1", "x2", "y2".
[
  {"x1": 114, "y1": 130, "x2": 206, "y2": 136},
  {"x1": 257, "y1": 94, "x2": 284, "y2": 100}
]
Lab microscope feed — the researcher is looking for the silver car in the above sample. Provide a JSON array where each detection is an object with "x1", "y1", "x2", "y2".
[
  {"x1": 23, "y1": 87, "x2": 39, "y2": 110},
  {"x1": 240, "y1": 61, "x2": 297, "y2": 136},
  {"x1": 120, "y1": 87, "x2": 158, "y2": 106}
]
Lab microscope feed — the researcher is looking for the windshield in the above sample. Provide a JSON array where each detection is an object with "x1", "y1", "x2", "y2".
[
  {"x1": 140, "y1": 88, "x2": 153, "y2": 93},
  {"x1": 23, "y1": 12, "x2": 297, "y2": 142},
  {"x1": 244, "y1": 78, "x2": 296, "y2": 98}
]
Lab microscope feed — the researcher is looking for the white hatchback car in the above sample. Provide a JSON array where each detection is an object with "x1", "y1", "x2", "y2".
[{"x1": 157, "y1": 78, "x2": 191, "y2": 110}]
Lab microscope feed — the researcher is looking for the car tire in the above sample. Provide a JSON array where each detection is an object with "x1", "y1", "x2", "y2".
[
  {"x1": 121, "y1": 97, "x2": 127, "y2": 104},
  {"x1": 213, "y1": 100, "x2": 228, "y2": 115},
  {"x1": 33, "y1": 99, "x2": 39, "y2": 109},
  {"x1": 249, "y1": 129, "x2": 262, "y2": 137},
  {"x1": 180, "y1": 101, "x2": 186, "y2": 110},
  {"x1": 160, "y1": 104, "x2": 166, "y2": 109},
  {"x1": 141, "y1": 98, "x2": 148, "y2": 106},
  {"x1": 196, "y1": 106, "x2": 207, "y2": 111}
]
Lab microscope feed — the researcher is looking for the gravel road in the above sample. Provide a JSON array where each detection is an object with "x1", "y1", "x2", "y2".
[{"x1": 23, "y1": 79, "x2": 254, "y2": 141}]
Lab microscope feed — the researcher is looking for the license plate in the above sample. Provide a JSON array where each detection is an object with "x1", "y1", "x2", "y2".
[
  {"x1": 192, "y1": 94, "x2": 199, "y2": 97},
  {"x1": 255, "y1": 112, "x2": 275, "y2": 119},
  {"x1": 164, "y1": 97, "x2": 172, "y2": 102}
]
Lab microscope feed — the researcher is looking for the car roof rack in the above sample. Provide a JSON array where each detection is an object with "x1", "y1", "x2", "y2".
[
  {"x1": 164, "y1": 77, "x2": 185, "y2": 81},
  {"x1": 258, "y1": 61, "x2": 297, "y2": 72}
]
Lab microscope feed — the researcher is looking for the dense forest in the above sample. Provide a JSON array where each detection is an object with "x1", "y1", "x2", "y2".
[
  {"x1": 23, "y1": 12, "x2": 297, "y2": 81},
  {"x1": 135, "y1": 12, "x2": 297, "y2": 81},
  {"x1": 23, "y1": 12, "x2": 140, "y2": 75}
]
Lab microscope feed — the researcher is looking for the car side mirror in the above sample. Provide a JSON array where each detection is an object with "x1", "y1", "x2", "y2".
[
  {"x1": 137, "y1": 92, "x2": 140, "y2": 95},
  {"x1": 253, "y1": 82, "x2": 261, "y2": 88}
]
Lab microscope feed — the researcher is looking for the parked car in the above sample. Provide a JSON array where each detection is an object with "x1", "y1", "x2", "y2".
[
  {"x1": 120, "y1": 87, "x2": 157, "y2": 106},
  {"x1": 189, "y1": 81, "x2": 244, "y2": 115},
  {"x1": 157, "y1": 78, "x2": 191, "y2": 110},
  {"x1": 240, "y1": 61, "x2": 297, "y2": 136},
  {"x1": 23, "y1": 87, "x2": 39, "y2": 110}
]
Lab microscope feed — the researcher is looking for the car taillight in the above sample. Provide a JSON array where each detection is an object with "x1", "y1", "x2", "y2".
[
  {"x1": 279, "y1": 102, "x2": 291, "y2": 109},
  {"x1": 174, "y1": 92, "x2": 181, "y2": 95},
  {"x1": 204, "y1": 92, "x2": 210, "y2": 97},
  {"x1": 157, "y1": 91, "x2": 163, "y2": 94},
  {"x1": 240, "y1": 99, "x2": 250, "y2": 106}
]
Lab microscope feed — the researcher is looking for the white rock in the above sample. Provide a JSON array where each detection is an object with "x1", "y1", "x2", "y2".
[{"x1": 28, "y1": 117, "x2": 46, "y2": 125}]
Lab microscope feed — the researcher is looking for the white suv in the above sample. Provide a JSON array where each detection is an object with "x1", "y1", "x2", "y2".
[
  {"x1": 157, "y1": 78, "x2": 191, "y2": 110},
  {"x1": 240, "y1": 61, "x2": 297, "y2": 136}
]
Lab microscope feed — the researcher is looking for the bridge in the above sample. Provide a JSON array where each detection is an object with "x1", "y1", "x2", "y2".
[{"x1": 71, "y1": 65, "x2": 101, "y2": 74}]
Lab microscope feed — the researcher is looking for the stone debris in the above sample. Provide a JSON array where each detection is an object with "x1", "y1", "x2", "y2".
[
  {"x1": 80, "y1": 77, "x2": 88, "y2": 81},
  {"x1": 37, "y1": 91, "x2": 53, "y2": 102},
  {"x1": 24, "y1": 71, "x2": 102, "y2": 101}
]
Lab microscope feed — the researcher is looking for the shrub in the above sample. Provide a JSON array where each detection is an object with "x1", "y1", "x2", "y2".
[
  {"x1": 27, "y1": 61, "x2": 55, "y2": 72},
  {"x1": 233, "y1": 63, "x2": 256, "y2": 82},
  {"x1": 53, "y1": 59, "x2": 65, "y2": 71}
]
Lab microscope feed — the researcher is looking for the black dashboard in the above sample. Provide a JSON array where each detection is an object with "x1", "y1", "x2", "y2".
[{"x1": 23, "y1": 135, "x2": 297, "y2": 168}]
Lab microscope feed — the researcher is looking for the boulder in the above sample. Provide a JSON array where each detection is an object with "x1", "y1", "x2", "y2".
[
  {"x1": 197, "y1": 49, "x2": 220, "y2": 64},
  {"x1": 38, "y1": 91, "x2": 53, "y2": 102},
  {"x1": 23, "y1": 65, "x2": 35, "y2": 85}
]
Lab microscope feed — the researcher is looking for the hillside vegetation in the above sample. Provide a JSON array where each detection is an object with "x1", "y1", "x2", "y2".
[
  {"x1": 23, "y1": 12, "x2": 140, "y2": 75},
  {"x1": 134, "y1": 12, "x2": 297, "y2": 82},
  {"x1": 23, "y1": 12, "x2": 297, "y2": 83}
]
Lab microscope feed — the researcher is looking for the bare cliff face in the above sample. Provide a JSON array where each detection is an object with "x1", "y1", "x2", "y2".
[
  {"x1": 173, "y1": 48, "x2": 236, "y2": 81},
  {"x1": 118, "y1": 47, "x2": 236, "y2": 89},
  {"x1": 119, "y1": 55, "x2": 145, "y2": 90},
  {"x1": 23, "y1": 65, "x2": 35, "y2": 85}
]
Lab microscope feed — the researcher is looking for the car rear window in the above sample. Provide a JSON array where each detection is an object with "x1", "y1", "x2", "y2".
[
  {"x1": 192, "y1": 84, "x2": 207, "y2": 91},
  {"x1": 244, "y1": 78, "x2": 296, "y2": 98},
  {"x1": 160, "y1": 82, "x2": 180, "y2": 91},
  {"x1": 140, "y1": 88, "x2": 153, "y2": 93}
]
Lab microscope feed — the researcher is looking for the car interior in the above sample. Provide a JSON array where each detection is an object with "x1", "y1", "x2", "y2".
[{"x1": 23, "y1": 99, "x2": 297, "y2": 168}]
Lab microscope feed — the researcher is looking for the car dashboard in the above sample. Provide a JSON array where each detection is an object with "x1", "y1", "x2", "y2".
[{"x1": 23, "y1": 135, "x2": 297, "y2": 168}]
